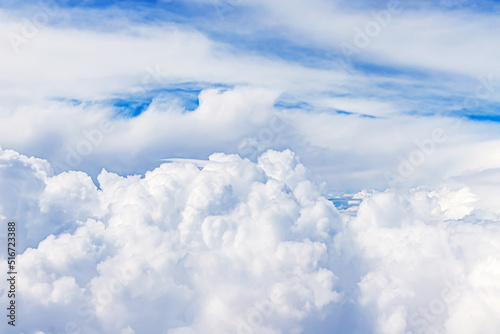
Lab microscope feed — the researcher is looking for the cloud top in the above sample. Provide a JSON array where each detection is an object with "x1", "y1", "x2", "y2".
[{"x1": 1, "y1": 147, "x2": 500, "y2": 333}]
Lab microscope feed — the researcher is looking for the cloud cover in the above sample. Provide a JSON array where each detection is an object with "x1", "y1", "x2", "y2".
[
  {"x1": 1, "y1": 148, "x2": 343, "y2": 333},
  {"x1": 1, "y1": 0, "x2": 500, "y2": 193},
  {"x1": 1, "y1": 147, "x2": 500, "y2": 333},
  {"x1": 1, "y1": 0, "x2": 500, "y2": 333}
]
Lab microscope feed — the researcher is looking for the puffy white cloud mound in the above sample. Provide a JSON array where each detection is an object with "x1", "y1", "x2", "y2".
[
  {"x1": 350, "y1": 187, "x2": 500, "y2": 334},
  {"x1": 0, "y1": 147, "x2": 342, "y2": 334},
  {"x1": 1, "y1": 147, "x2": 500, "y2": 334}
]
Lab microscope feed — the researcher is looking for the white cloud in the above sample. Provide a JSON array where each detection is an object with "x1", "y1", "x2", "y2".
[
  {"x1": 348, "y1": 186, "x2": 500, "y2": 334},
  {"x1": 0, "y1": 148, "x2": 342, "y2": 333},
  {"x1": 1, "y1": 147, "x2": 500, "y2": 333},
  {"x1": 2, "y1": 85, "x2": 500, "y2": 194}
]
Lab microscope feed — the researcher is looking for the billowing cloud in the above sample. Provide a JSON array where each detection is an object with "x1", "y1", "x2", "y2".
[
  {"x1": 1, "y1": 147, "x2": 500, "y2": 333},
  {"x1": 0, "y1": 148, "x2": 343, "y2": 333}
]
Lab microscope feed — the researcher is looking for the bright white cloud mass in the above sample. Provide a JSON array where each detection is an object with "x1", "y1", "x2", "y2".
[{"x1": 1, "y1": 0, "x2": 500, "y2": 333}]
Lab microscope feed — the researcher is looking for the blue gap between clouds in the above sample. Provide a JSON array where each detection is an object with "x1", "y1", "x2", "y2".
[
  {"x1": 274, "y1": 98, "x2": 379, "y2": 118},
  {"x1": 112, "y1": 88, "x2": 200, "y2": 118},
  {"x1": 457, "y1": 104, "x2": 500, "y2": 122},
  {"x1": 112, "y1": 97, "x2": 153, "y2": 118},
  {"x1": 111, "y1": 83, "x2": 234, "y2": 118},
  {"x1": 465, "y1": 114, "x2": 500, "y2": 122},
  {"x1": 54, "y1": 0, "x2": 226, "y2": 21},
  {"x1": 403, "y1": 101, "x2": 500, "y2": 123},
  {"x1": 207, "y1": 33, "x2": 344, "y2": 70}
]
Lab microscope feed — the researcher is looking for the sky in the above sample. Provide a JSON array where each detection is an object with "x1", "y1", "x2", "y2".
[{"x1": 1, "y1": 0, "x2": 500, "y2": 333}]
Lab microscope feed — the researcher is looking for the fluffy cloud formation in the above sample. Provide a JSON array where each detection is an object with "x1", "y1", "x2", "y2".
[
  {"x1": 1, "y1": 147, "x2": 500, "y2": 333},
  {"x1": 351, "y1": 186, "x2": 500, "y2": 334},
  {"x1": 0, "y1": 147, "x2": 342, "y2": 334}
]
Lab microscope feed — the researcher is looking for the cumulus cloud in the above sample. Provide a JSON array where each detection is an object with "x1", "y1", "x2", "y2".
[
  {"x1": 350, "y1": 186, "x2": 500, "y2": 334},
  {"x1": 1, "y1": 147, "x2": 500, "y2": 333},
  {"x1": 0, "y1": 148, "x2": 343, "y2": 334}
]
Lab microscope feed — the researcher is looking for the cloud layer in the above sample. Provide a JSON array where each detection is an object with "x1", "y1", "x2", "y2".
[
  {"x1": 1, "y1": 147, "x2": 500, "y2": 333},
  {"x1": 1, "y1": 0, "x2": 500, "y2": 194}
]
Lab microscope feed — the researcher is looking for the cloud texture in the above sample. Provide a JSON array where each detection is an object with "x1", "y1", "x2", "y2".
[{"x1": 1, "y1": 147, "x2": 500, "y2": 333}]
